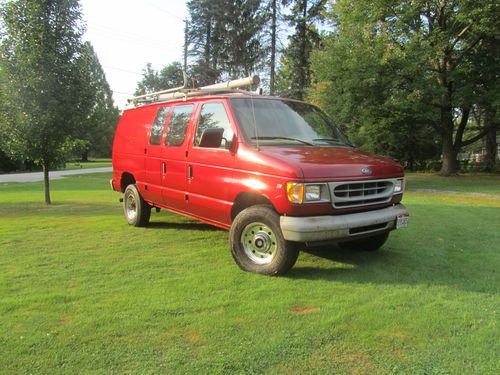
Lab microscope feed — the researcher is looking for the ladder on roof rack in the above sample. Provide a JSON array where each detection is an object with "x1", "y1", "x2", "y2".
[{"x1": 127, "y1": 74, "x2": 260, "y2": 107}]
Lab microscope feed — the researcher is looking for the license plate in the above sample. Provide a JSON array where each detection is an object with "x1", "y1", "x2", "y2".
[{"x1": 396, "y1": 214, "x2": 409, "y2": 229}]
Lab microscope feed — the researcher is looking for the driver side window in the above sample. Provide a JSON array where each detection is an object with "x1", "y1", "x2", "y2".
[{"x1": 194, "y1": 102, "x2": 233, "y2": 148}]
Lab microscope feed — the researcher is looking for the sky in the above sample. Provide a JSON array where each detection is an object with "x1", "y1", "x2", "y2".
[{"x1": 80, "y1": 0, "x2": 189, "y2": 109}]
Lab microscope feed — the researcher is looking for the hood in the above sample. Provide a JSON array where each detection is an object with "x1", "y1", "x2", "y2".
[{"x1": 259, "y1": 146, "x2": 404, "y2": 180}]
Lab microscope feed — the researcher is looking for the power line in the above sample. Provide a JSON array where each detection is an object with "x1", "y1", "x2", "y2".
[
  {"x1": 86, "y1": 29, "x2": 181, "y2": 52},
  {"x1": 112, "y1": 91, "x2": 135, "y2": 96},
  {"x1": 143, "y1": 0, "x2": 184, "y2": 21},
  {"x1": 102, "y1": 65, "x2": 143, "y2": 76},
  {"x1": 87, "y1": 21, "x2": 181, "y2": 49}
]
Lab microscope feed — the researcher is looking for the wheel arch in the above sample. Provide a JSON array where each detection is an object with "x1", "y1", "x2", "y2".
[
  {"x1": 120, "y1": 172, "x2": 136, "y2": 192},
  {"x1": 230, "y1": 192, "x2": 275, "y2": 221}
]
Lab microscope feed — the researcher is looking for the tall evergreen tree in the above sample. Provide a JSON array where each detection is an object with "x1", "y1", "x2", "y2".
[
  {"x1": 0, "y1": 0, "x2": 86, "y2": 204},
  {"x1": 276, "y1": 0, "x2": 326, "y2": 100},
  {"x1": 186, "y1": 0, "x2": 226, "y2": 85},
  {"x1": 261, "y1": 0, "x2": 282, "y2": 95},
  {"x1": 186, "y1": 0, "x2": 267, "y2": 84}
]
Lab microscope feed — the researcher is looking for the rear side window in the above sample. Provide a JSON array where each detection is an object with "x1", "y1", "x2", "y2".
[
  {"x1": 165, "y1": 104, "x2": 194, "y2": 147},
  {"x1": 150, "y1": 106, "x2": 170, "y2": 145},
  {"x1": 194, "y1": 102, "x2": 233, "y2": 148}
]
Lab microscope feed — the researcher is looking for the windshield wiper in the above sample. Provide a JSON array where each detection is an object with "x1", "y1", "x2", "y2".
[
  {"x1": 312, "y1": 138, "x2": 355, "y2": 147},
  {"x1": 251, "y1": 136, "x2": 313, "y2": 146},
  {"x1": 312, "y1": 138, "x2": 343, "y2": 144}
]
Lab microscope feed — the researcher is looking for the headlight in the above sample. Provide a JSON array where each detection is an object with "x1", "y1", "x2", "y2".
[
  {"x1": 286, "y1": 183, "x2": 329, "y2": 203},
  {"x1": 393, "y1": 179, "x2": 404, "y2": 194},
  {"x1": 305, "y1": 185, "x2": 321, "y2": 201}
]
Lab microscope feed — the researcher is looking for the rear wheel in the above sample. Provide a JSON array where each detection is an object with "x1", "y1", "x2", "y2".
[
  {"x1": 230, "y1": 205, "x2": 299, "y2": 275},
  {"x1": 123, "y1": 184, "x2": 151, "y2": 227},
  {"x1": 339, "y1": 232, "x2": 389, "y2": 252}
]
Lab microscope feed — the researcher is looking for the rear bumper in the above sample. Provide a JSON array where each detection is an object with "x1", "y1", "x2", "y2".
[{"x1": 280, "y1": 204, "x2": 409, "y2": 242}]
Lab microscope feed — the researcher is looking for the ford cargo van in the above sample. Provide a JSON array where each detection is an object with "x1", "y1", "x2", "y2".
[{"x1": 111, "y1": 76, "x2": 409, "y2": 275}]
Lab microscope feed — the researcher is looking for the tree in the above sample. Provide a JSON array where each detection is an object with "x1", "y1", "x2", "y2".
[
  {"x1": 469, "y1": 35, "x2": 500, "y2": 171},
  {"x1": 0, "y1": 0, "x2": 85, "y2": 204},
  {"x1": 276, "y1": 0, "x2": 326, "y2": 100},
  {"x1": 311, "y1": 0, "x2": 499, "y2": 174},
  {"x1": 186, "y1": 0, "x2": 222, "y2": 85},
  {"x1": 310, "y1": 25, "x2": 440, "y2": 169},
  {"x1": 134, "y1": 62, "x2": 184, "y2": 95},
  {"x1": 261, "y1": 0, "x2": 284, "y2": 95},
  {"x1": 76, "y1": 42, "x2": 120, "y2": 160},
  {"x1": 186, "y1": 0, "x2": 267, "y2": 84}
]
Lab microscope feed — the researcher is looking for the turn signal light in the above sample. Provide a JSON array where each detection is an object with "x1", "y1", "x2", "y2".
[{"x1": 286, "y1": 183, "x2": 304, "y2": 203}]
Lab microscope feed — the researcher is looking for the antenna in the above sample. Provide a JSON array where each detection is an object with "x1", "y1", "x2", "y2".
[{"x1": 250, "y1": 95, "x2": 260, "y2": 151}]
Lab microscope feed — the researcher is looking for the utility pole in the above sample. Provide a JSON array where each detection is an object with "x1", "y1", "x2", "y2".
[
  {"x1": 270, "y1": 0, "x2": 277, "y2": 95},
  {"x1": 183, "y1": 18, "x2": 188, "y2": 72}
]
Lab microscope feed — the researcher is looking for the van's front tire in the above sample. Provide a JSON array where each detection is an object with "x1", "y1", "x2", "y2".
[
  {"x1": 123, "y1": 184, "x2": 151, "y2": 227},
  {"x1": 230, "y1": 205, "x2": 299, "y2": 276}
]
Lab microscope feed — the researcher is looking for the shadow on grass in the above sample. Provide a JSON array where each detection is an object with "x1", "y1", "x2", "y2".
[
  {"x1": 285, "y1": 202, "x2": 500, "y2": 294},
  {"x1": 147, "y1": 221, "x2": 223, "y2": 232},
  {"x1": 287, "y1": 242, "x2": 497, "y2": 294}
]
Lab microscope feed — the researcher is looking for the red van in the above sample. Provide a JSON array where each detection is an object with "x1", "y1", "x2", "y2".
[{"x1": 111, "y1": 76, "x2": 408, "y2": 275}]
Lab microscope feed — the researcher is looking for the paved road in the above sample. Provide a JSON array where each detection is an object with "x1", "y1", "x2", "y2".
[{"x1": 0, "y1": 167, "x2": 112, "y2": 183}]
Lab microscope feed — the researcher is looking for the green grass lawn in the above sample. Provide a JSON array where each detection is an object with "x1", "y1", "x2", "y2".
[
  {"x1": 405, "y1": 172, "x2": 500, "y2": 194},
  {"x1": 0, "y1": 173, "x2": 499, "y2": 374}
]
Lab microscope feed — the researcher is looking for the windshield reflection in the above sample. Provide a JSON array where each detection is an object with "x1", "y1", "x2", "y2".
[{"x1": 230, "y1": 98, "x2": 350, "y2": 147}]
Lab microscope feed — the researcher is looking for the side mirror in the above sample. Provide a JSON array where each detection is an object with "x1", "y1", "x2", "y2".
[
  {"x1": 199, "y1": 127, "x2": 224, "y2": 148},
  {"x1": 225, "y1": 134, "x2": 237, "y2": 151}
]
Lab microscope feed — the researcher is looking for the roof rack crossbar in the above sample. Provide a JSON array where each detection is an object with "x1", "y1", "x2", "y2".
[{"x1": 128, "y1": 74, "x2": 260, "y2": 106}]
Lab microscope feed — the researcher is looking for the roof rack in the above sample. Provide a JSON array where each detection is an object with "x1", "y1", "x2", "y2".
[{"x1": 127, "y1": 74, "x2": 260, "y2": 107}]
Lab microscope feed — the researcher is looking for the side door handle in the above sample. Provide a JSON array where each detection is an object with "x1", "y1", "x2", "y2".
[
  {"x1": 188, "y1": 165, "x2": 193, "y2": 179},
  {"x1": 162, "y1": 162, "x2": 166, "y2": 174}
]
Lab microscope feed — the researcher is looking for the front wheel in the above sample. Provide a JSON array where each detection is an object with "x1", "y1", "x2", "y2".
[
  {"x1": 123, "y1": 184, "x2": 151, "y2": 227},
  {"x1": 338, "y1": 232, "x2": 389, "y2": 252},
  {"x1": 229, "y1": 205, "x2": 299, "y2": 275}
]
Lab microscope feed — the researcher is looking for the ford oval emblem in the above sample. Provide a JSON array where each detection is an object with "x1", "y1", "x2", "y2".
[{"x1": 361, "y1": 167, "x2": 371, "y2": 175}]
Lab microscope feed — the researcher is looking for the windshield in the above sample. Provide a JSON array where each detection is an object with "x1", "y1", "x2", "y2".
[{"x1": 230, "y1": 98, "x2": 350, "y2": 147}]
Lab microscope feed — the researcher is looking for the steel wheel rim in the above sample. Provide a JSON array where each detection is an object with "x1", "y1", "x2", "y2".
[
  {"x1": 241, "y1": 222, "x2": 277, "y2": 264},
  {"x1": 125, "y1": 191, "x2": 137, "y2": 221}
]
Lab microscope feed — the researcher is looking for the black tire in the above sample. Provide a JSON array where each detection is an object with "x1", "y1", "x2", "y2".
[
  {"x1": 123, "y1": 184, "x2": 151, "y2": 227},
  {"x1": 338, "y1": 232, "x2": 389, "y2": 252},
  {"x1": 229, "y1": 205, "x2": 299, "y2": 276}
]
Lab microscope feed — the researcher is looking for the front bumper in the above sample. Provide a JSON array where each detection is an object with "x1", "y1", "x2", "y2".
[{"x1": 280, "y1": 204, "x2": 409, "y2": 242}]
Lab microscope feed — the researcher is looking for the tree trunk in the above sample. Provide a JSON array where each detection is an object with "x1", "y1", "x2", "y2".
[
  {"x1": 205, "y1": 19, "x2": 211, "y2": 66},
  {"x1": 439, "y1": 107, "x2": 459, "y2": 175},
  {"x1": 43, "y1": 162, "x2": 51, "y2": 205},
  {"x1": 81, "y1": 150, "x2": 89, "y2": 162},
  {"x1": 440, "y1": 142, "x2": 458, "y2": 176},
  {"x1": 269, "y1": 0, "x2": 277, "y2": 95},
  {"x1": 483, "y1": 111, "x2": 498, "y2": 172}
]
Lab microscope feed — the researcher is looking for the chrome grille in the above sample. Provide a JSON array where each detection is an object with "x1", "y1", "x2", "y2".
[{"x1": 329, "y1": 180, "x2": 394, "y2": 208}]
